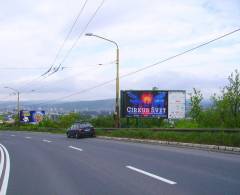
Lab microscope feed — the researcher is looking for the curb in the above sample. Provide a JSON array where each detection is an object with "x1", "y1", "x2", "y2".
[{"x1": 97, "y1": 136, "x2": 240, "y2": 154}]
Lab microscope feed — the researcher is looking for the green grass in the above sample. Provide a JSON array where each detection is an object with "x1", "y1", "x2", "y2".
[
  {"x1": 1, "y1": 124, "x2": 240, "y2": 147},
  {"x1": 96, "y1": 129, "x2": 240, "y2": 147},
  {"x1": 0, "y1": 125, "x2": 65, "y2": 134}
]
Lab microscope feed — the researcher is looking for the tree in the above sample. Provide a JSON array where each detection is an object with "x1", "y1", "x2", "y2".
[
  {"x1": 213, "y1": 69, "x2": 240, "y2": 127},
  {"x1": 58, "y1": 112, "x2": 81, "y2": 128},
  {"x1": 224, "y1": 69, "x2": 240, "y2": 126},
  {"x1": 189, "y1": 88, "x2": 203, "y2": 122}
]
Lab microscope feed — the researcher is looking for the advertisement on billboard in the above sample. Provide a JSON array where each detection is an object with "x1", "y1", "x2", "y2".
[
  {"x1": 20, "y1": 110, "x2": 45, "y2": 124},
  {"x1": 121, "y1": 90, "x2": 168, "y2": 118},
  {"x1": 121, "y1": 90, "x2": 186, "y2": 119},
  {"x1": 168, "y1": 91, "x2": 186, "y2": 119}
]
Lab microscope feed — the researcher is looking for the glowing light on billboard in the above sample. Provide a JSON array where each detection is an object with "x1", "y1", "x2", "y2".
[
  {"x1": 121, "y1": 91, "x2": 168, "y2": 118},
  {"x1": 121, "y1": 90, "x2": 186, "y2": 119}
]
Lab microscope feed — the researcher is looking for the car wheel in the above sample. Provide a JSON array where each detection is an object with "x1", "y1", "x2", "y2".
[
  {"x1": 76, "y1": 132, "x2": 80, "y2": 139},
  {"x1": 67, "y1": 133, "x2": 70, "y2": 138}
]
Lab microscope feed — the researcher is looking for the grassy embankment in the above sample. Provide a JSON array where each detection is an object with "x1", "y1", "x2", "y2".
[
  {"x1": 96, "y1": 129, "x2": 240, "y2": 147},
  {"x1": 1, "y1": 124, "x2": 240, "y2": 147},
  {"x1": 0, "y1": 125, "x2": 65, "y2": 134}
]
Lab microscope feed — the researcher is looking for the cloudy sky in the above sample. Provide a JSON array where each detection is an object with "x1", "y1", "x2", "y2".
[{"x1": 0, "y1": 0, "x2": 239, "y2": 103}]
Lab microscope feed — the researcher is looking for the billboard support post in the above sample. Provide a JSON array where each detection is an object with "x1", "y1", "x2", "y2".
[
  {"x1": 126, "y1": 117, "x2": 130, "y2": 128},
  {"x1": 136, "y1": 118, "x2": 139, "y2": 128}
]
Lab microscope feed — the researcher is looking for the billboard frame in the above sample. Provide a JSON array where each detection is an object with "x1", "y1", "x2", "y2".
[
  {"x1": 19, "y1": 110, "x2": 45, "y2": 124},
  {"x1": 121, "y1": 90, "x2": 186, "y2": 119}
]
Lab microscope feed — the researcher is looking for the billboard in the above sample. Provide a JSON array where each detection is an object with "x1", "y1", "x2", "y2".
[
  {"x1": 20, "y1": 110, "x2": 45, "y2": 124},
  {"x1": 168, "y1": 91, "x2": 186, "y2": 119},
  {"x1": 121, "y1": 90, "x2": 168, "y2": 118},
  {"x1": 121, "y1": 90, "x2": 186, "y2": 119}
]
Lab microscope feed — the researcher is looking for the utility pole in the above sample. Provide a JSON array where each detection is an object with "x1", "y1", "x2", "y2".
[
  {"x1": 85, "y1": 33, "x2": 121, "y2": 128},
  {"x1": 17, "y1": 91, "x2": 20, "y2": 125},
  {"x1": 116, "y1": 46, "x2": 120, "y2": 128},
  {"x1": 4, "y1": 87, "x2": 20, "y2": 125}
]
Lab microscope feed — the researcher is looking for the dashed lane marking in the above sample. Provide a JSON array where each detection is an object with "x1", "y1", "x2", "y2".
[
  {"x1": 42, "y1": 139, "x2": 52, "y2": 143},
  {"x1": 126, "y1": 165, "x2": 177, "y2": 185},
  {"x1": 68, "y1": 146, "x2": 83, "y2": 152}
]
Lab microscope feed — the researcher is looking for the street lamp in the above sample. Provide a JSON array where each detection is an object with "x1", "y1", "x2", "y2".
[
  {"x1": 4, "y1": 86, "x2": 20, "y2": 125},
  {"x1": 86, "y1": 33, "x2": 120, "y2": 128}
]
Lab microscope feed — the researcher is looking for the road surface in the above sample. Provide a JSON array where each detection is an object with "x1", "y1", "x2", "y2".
[{"x1": 0, "y1": 131, "x2": 240, "y2": 195}]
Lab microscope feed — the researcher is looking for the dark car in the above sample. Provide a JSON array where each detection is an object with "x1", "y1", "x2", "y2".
[{"x1": 66, "y1": 122, "x2": 96, "y2": 139}]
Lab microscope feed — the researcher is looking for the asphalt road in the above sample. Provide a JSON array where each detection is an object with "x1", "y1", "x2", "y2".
[{"x1": 0, "y1": 131, "x2": 240, "y2": 195}]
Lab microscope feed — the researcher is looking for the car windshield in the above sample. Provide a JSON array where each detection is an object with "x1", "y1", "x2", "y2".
[{"x1": 70, "y1": 123, "x2": 92, "y2": 129}]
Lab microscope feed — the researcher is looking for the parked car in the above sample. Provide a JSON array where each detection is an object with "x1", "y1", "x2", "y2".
[
  {"x1": 3, "y1": 117, "x2": 15, "y2": 124},
  {"x1": 66, "y1": 122, "x2": 96, "y2": 138}
]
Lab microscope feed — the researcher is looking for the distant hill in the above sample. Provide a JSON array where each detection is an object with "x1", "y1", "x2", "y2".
[
  {"x1": 0, "y1": 98, "x2": 213, "y2": 113},
  {"x1": 48, "y1": 99, "x2": 115, "y2": 112},
  {"x1": 0, "y1": 99, "x2": 115, "y2": 112}
]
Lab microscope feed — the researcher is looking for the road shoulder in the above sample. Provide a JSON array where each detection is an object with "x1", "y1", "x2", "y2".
[{"x1": 97, "y1": 136, "x2": 240, "y2": 154}]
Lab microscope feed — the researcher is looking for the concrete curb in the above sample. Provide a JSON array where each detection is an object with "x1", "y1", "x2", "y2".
[{"x1": 97, "y1": 136, "x2": 240, "y2": 154}]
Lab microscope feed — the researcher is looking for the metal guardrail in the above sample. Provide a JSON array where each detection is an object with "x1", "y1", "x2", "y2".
[
  {"x1": 1, "y1": 125, "x2": 240, "y2": 133},
  {"x1": 96, "y1": 128, "x2": 240, "y2": 132}
]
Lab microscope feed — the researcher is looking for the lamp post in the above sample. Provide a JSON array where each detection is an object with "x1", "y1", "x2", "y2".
[
  {"x1": 85, "y1": 33, "x2": 120, "y2": 128},
  {"x1": 4, "y1": 86, "x2": 20, "y2": 125}
]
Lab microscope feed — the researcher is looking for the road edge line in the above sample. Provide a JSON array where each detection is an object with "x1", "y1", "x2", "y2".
[
  {"x1": 98, "y1": 136, "x2": 240, "y2": 154},
  {"x1": 0, "y1": 145, "x2": 4, "y2": 180},
  {"x1": 0, "y1": 143, "x2": 10, "y2": 195}
]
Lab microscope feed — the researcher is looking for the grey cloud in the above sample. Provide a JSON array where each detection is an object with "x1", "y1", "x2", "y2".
[{"x1": 0, "y1": 0, "x2": 239, "y2": 102}]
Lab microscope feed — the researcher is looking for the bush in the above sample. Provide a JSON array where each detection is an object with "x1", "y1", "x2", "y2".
[
  {"x1": 174, "y1": 119, "x2": 199, "y2": 128},
  {"x1": 96, "y1": 129, "x2": 240, "y2": 147},
  {"x1": 90, "y1": 115, "x2": 114, "y2": 127}
]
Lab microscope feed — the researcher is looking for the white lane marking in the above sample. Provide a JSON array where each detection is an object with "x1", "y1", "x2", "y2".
[
  {"x1": 0, "y1": 143, "x2": 11, "y2": 195},
  {"x1": 0, "y1": 145, "x2": 5, "y2": 179},
  {"x1": 126, "y1": 165, "x2": 177, "y2": 185},
  {"x1": 10, "y1": 135, "x2": 15, "y2": 137},
  {"x1": 68, "y1": 146, "x2": 83, "y2": 152},
  {"x1": 25, "y1": 137, "x2": 31, "y2": 139},
  {"x1": 43, "y1": 139, "x2": 52, "y2": 143}
]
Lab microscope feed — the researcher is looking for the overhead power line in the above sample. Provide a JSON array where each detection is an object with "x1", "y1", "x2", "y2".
[
  {"x1": 43, "y1": 0, "x2": 105, "y2": 77},
  {"x1": 21, "y1": 28, "x2": 240, "y2": 108},
  {"x1": 0, "y1": 67, "x2": 54, "y2": 70},
  {"x1": 18, "y1": 0, "x2": 104, "y2": 92},
  {"x1": 121, "y1": 28, "x2": 240, "y2": 78},
  {"x1": 58, "y1": 0, "x2": 105, "y2": 65},
  {"x1": 27, "y1": 62, "x2": 110, "y2": 93},
  {"x1": 17, "y1": 0, "x2": 89, "y2": 90},
  {"x1": 49, "y1": 0, "x2": 89, "y2": 70},
  {"x1": 0, "y1": 89, "x2": 36, "y2": 106}
]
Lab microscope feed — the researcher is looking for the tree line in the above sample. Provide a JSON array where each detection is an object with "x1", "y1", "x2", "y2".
[
  {"x1": 189, "y1": 69, "x2": 240, "y2": 128},
  {"x1": 38, "y1": 69, "x2": 240, "y2": 129},
  {"x1": 1, "y1": 70, "x2": 239, "y2": 129}
]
